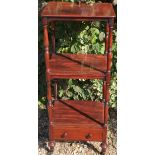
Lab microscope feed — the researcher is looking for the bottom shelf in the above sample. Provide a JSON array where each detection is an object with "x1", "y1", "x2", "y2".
[
  {"x1": 50, "y1": 100, "x2": 106, "y2": 141},
  {"x1": 53, "y1": 100, "x2": 105, "y2": 128}
]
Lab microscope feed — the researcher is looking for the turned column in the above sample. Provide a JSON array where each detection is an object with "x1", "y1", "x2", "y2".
[
  {"x1": 101, "y1": 19, "x2": 109, "y2": 154},
  {"x1": 51, "y1": 21, "x2": 58, "y2": 100},
  {"x1": 104, "y1": 19, "x2": 114, "y2": 127},
  {"x1": 105, "y1": 18, "x2": 114, "y2": 124},
  {"x1": 103, "y1": 20, "x2": 109, "y2": 127},
  {"x1": 102, "y1": 18, "x2": 114, "y2": 155},
  {"x1": 51, "y1": 21, "x2": 56, "y2": 55},
  {"x1": 42, "y1": 17, "x2": 55, "y2": 151}
]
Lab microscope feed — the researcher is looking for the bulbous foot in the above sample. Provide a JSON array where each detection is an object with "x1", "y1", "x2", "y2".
[
  {"x1": 100, "y1": 142, "x2": 107, "y2": 155},
  {"x1": 48, "y1": 141, "x2": 55, "y2": 152}
]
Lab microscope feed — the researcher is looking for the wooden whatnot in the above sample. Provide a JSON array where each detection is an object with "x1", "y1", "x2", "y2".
[{"x1": 41, "y1": 2, "x2": 115, "y2": 154}]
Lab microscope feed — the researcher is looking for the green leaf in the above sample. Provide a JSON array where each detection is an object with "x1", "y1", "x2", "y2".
[
  {"x1": 66, "y1": 91, "x2": 73, "y2": 97},
  {"x1": 91, "y1": 36, "x2": 97, "y2": 44},
  {"x1": 68, "y1": 79, "x2": 73, "y2": 87},
  {"x1": 90, "y1": 28, "x2": 99, "y2": 35},
  {"x1": 72, "y1": 85, "x2": 83, "y2": 94},
  {"x1": 99, "y1": 32, "x2": 105, "y2": 41},
  {"x1": 85, "y1": 26, "x2": 89, "y2": 30},
  {"x1": 59, "y1": 90, "x2": 64, "y2": 97},
  {"x1": 93, "y1": 21, "x2": 100, "y2": 28}
]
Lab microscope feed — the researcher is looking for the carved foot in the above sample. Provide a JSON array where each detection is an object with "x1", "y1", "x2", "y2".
[
  {"x1": 48, "y1": 141, "x2": 55, "y2": 152},
  {"x1": 100, "y1": 142, "x2": 107, "y2": 155}
]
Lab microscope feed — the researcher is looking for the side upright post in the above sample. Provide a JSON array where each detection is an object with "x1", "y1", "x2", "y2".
[
  {"x1": 51, "y1": 21, "x2": 58, "y2": 100},
  {"x1": 101, "y1": 18, "x2": 114, "y2": 155},
  {"x1": 105, "y1": 18, "x2": 114, "y2": 127},
  {"x1": 42, "y1": 17, "x2": 55, "y2": 151},
  {"x1": 51, "y1": 21, "x2": 56, "y2": 55}
]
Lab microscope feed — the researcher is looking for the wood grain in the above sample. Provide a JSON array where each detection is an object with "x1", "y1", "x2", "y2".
[
  {"x1": 52, "y1": 100, "x2": 104, "y2": 128},
  {"x1": 52, "y1": 126, "x2": 106, "y2": 142},
  {"x1": 48, "y1": 53, "x2": 107, "y2": 79},
  {"x1": 41, "y1": 2, "x2": 115, "y2": 21},
  {"x1": 48, "y1": 100, "x2": 107, "y2": 142},
  {"x1": 41, "y1": 2, "x2": 115, "y2": 153}
]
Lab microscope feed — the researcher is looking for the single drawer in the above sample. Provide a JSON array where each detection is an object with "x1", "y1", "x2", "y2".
[{"x1": 52, "y1": 126, "x2": 106, "y2": 142}]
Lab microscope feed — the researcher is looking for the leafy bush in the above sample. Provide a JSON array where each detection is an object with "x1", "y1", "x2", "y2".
[{"x1": 38, "y1": 0, "x2": 117, "y2": 108}]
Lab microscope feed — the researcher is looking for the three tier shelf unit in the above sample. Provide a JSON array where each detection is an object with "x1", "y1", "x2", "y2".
[{"x1": 41, "y1": 2, "x2": 115, "y2": 154}]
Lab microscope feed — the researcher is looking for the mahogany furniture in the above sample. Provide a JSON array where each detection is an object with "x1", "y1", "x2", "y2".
[{"x1": 41, "y1": 2, "x2": 115, "y2": 154}]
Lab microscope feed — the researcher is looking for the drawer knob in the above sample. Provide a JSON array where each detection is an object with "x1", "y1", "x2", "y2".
[
  {"x1": 85, "y1": 133, "x2": 92, "y2": 139},
  {"x1": 61, "y1": 132, "x2": 68, "y2": 138}
]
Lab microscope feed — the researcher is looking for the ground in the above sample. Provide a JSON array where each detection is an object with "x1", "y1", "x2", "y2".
[{"x1": 38, "y1": 106, "x2": 117, "y2": 155}]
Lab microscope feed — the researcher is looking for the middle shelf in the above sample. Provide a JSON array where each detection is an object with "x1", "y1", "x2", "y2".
[{"x1": 48, "y1": 53, "x2": 107, "y2": 79}]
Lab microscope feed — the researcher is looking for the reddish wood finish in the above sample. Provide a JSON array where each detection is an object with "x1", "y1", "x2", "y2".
[
  {"x1": 42, "y1": 18, "x2": 50, "y2": 73},
  {"x1": 41, "y1": 2, "x2": 115, "y2": 154},
  {"x1": 47, "y1": 103, "x2": 54, "y2": 148},
  {"x1": 48, "y1": 53, "x2": 107, "y2": 79},
  {"x1": 41, "y1": 2, "x2": 115, "y2": 21},
  {"x1": 54, "y1": 80, "x2": 58, "y2": 100},
  {"x1": 43, "y1": 17, "x2": 55, "y2": 150},
  {"x1": 105, "y1": 21, "x2": 109, "y2": 55},
  {"x1": 49, "y1": 100, "x2": 106, "y2": 142},
  {"x1": 51, "y1": 21, "x2": 56, "y2": 55},
  {"x1": 52, "y1": 126, "x2": 106, "y2": 142},
  {"x1": 104, "y1": 19, "x2": 114, "y2": 128},
  {"x1": 53, "y1": 100, "x2": 104, "y2": 127},
  {"x1": 47, "y1": 81, "x2": 52, "y2": 101},
  {"x1": 103, "y1": 80, "x2": 107, "y2": 121}
]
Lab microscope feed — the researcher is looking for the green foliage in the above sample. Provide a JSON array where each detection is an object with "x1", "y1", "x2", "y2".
[
  {"x1": 58, "y1": 79, "x2": 103, "y2": 101},
  {"x1": 38, "y1": 0, "x2": 117, "y2": 108}
]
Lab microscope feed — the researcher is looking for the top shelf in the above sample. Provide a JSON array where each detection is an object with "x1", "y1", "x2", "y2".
[{"x1": 41, "y1": 2, "x2": 115, "y2": 21}]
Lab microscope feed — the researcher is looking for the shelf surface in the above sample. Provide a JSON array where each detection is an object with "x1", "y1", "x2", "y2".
[
  {"x1": 52, "y1": 100, "x2": 104, "y2": 128},
  {"x1": 49, "y1": 53, "x2": 107, "y2": 79},
  {"x1": 41, "y1": 2, "x2": 115, "y2": 20}
]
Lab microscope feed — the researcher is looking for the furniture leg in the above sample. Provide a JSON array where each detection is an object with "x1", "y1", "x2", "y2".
[
  {"x1": 104, "y1": 19, "x2": 114, "y2": 126},
  {"x1": 42, "y1": 18, "x2": 55, "y2": 152},
  {"x1": 101, "y1": 142, "x2": 107, "y2": 155},
  {"x1": 48, "y1": 140, "x2": 55, "y2": 152},
  {"x1": 103, "y1": 20, "x2": 109, "y2": 128},
  {"x1": 101, "y1": 20, "x2": 109, "y2": 154},
  {"x1": 47, "y1": 80, "x2": 55, "y2": 151}
]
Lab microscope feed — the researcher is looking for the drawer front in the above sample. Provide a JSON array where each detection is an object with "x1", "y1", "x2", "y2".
[{"x1": 52, "y1": 127, "x2": 106, "y2": 142}]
